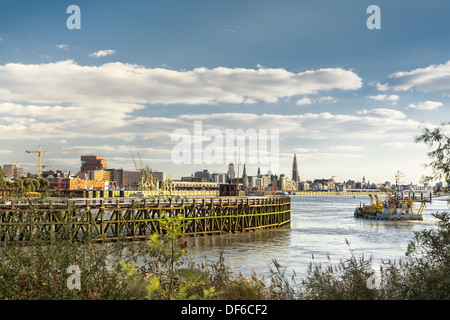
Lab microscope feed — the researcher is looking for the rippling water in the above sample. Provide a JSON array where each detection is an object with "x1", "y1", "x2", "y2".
[{"x1": 181, "y1": 195, "x2": 449, "y2": 279}]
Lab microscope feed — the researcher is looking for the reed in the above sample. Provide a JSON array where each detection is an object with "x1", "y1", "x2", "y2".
[{"x1": 0, "y1": 211, "x2": 448, "y2": 300}]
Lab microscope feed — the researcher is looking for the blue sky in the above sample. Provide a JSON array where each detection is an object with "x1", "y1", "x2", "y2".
[{"x1": 0, "y1": 0, "x2": 449, "y2": 184}]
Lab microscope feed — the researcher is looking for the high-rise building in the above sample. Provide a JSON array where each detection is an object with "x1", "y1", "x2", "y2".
[
  {"x1": 2, "y1": 164, "x2": 21, "y2": 179},
  {"x1": 194, "y1": 169, "x2": 211, "y2": 182},
  {"x1": 227, "y1": 163, "x2": 235, "y2": 180},
  {"x1": 242, "y1": 164, "x2": 248, "y2": 189},
  {"x1": 80, "y1": 155, "x2": 108, "y2": 173},
  {"x1": 292, "y1": 154, "x2": 299, "y2": 183}
]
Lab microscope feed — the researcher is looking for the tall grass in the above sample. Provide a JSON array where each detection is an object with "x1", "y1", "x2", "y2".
[{"x1": 0, "y1": 212, "x2": 448, "y2": 300}]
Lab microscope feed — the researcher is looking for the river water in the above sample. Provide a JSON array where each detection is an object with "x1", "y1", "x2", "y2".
[{"x1": 179, "y1": 195, "x2": 449, "y2": 280}]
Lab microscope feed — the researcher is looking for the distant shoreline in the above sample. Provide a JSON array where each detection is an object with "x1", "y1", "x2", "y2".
[
  {"x1": 434, "y1": 197, "x2": 450, "y2": 201},
  {"x1": 292, "y1": 191, "x2": 387, "y2": 196}
]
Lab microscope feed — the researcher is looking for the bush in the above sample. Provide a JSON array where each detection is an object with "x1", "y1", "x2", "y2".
[{"x1": 0, "y1": 211, "x2": 448, "y2": 300}]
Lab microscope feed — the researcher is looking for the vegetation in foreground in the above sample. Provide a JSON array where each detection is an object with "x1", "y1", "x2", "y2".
[{"x1": 0, "y1": 210, "x2": 448, "y2": 300}]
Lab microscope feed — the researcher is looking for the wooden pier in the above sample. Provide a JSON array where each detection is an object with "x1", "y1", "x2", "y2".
[{"x1": 0, "y1": 196, "x2": 291, "y2": 243}]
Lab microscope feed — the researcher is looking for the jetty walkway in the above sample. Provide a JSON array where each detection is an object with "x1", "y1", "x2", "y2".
[{"x1": 0, "y1": 196, "x2": 291, "y2": 243}]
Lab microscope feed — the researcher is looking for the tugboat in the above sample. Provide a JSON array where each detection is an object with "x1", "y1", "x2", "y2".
[{"x1": 354, "y1": 191, "x2": 431, "y2": 221}]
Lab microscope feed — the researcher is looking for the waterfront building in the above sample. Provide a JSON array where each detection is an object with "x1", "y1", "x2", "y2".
[
  {"x1": 251, "y1": 176, "x2": 261, "y2": 188},
  {"x1": 313, "y1": 178, "x2": 335, "y2": 190},
  {"x1": 172, "y1": 180, "x2": 218, "y2": 192},
  {"x1": 299, "y1": 181, "x2": 310, "y2": 191},
  {"x1": 219, "y1": 183, "x2": 241, "y2": 196},
  {"x1": 195, "y1": 169, "x2": 211, "y2": 181},
  {"x1": 211, "y1": 172, "x2": 227, "y2": 183},
  {"x1": 42, "y1": 170, "x2": 69, "y2": 179},
  {"x1": 47, "y1": 176, "x2": 107, "y2": 191},
  {"x1": 2, "y1": 164, "x2": 21, "y2": 179},
  {"x1": 261, "y1": 175, "x2": 271, "y2": 188},
  {"x1": 80, "y1": 155, "x2": 108, "y2": 173},
  {"x1": 107, "y1": 168, "x2": 141, "y2": 189},
  {"x1": 122, "y1": 171, "x2": 141, "y2": 189},
  {"x1": 87, "y1": 169, "x2": 111, "y2": 182}
]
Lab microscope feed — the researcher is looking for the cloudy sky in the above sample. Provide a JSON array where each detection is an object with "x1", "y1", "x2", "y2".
[{"x1": 0, "y1": 0, "x2": 449, "y2": 184}]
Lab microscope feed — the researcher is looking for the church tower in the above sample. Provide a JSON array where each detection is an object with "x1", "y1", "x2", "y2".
[{"x1": 292, "y1": 154, "x2": 299, "y2": 183}]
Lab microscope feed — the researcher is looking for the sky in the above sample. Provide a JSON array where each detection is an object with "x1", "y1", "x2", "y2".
[{"x1": 0, "y1": 0, "x2": 449, "y2": 185}]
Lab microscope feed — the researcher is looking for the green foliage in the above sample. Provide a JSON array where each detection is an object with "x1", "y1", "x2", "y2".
[
  {"x1": 416, "y1": 123, "x2": 450, "y2": 190},
  {"x1": 0, "y1": 204, "x2": 448, "y2": 300},
  {"x1": 0, "y1": 238, "x2": 145, "y2": 300},
  {"x1": 0, "y1": 167, "x2": 6, "y2": 189}
]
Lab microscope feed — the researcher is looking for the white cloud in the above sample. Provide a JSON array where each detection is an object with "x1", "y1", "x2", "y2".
[
  {"x1": 56, "y1": 44, "x2": 69, "y2": 50},
  {"x1": 357, "y1": 108, "x2": 406, "y2": 119},
  {"x1": 317, "y1": 96, "x2": 336, "y2": 103},
  {"x1": 296, "y1": 96, "x2": 336, "y2": 105},
  {"x1": 0, "y1": 60, "x2": 424, "y2": 146},
  {"x1": 407, "y1": 101, "x2": 443, "y2": 110},
  {"x1": 329, "y1": 145, "x2": 365, "y2": 151},
  {"x1": 368, "y1": 94, "x2": 399, "y2": 101},
  {"x1": 296, "y1": 152, "x2": 364, "y2": 160},
  {"x1": 379, "y1": 60, "x2": 450, "y2": 94},
  {"x1": 176, "y1": 111, "x2": 420, "y2": 140},
  {"x1": 0, "y1": 107, "x2": 421, "y2": 141},
  {"x1": 293, "y1": 147, "x2": 319, "y2": 153},
  {"x1": 382, "y1": 142, "x2": 425, "y2": 149},
  {"x1": 89, "y1": 49, "x2": 116, "y2": 58},
  {"x1": 0, "y1": 60, "x2": 362, "y2": 105},
  {"x1": 296, "y1": 97, "x2": 312, "y2": 105}
]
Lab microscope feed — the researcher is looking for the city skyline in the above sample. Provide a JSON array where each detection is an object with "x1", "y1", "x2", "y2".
[
  {"x1": 2, "y1": 152, "x2": 435, "y2": 189},
  {"x1": 0, "y1": 1, "x2": 449, "y2": 184}
]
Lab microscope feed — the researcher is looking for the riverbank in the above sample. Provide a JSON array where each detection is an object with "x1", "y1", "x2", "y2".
[
  {"x1": 1, "y1": 210, "x2": 448, "y2": 301},
  {"x1": 293, "y1": 191, "x2": 386, "y2": 196}
]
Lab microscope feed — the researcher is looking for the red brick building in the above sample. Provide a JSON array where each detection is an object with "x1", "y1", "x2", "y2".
[{"x1": 80, "y1": 155, "x2": 108, "y2": 173}]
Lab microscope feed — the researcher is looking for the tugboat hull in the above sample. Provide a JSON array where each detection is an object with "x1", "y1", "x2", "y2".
[
  {"x1": 354, "y1": 191, "x2": 429, "y2": 221},
  {"x1": 354, "y1": 207, "x2": 423, "y2": 221}
]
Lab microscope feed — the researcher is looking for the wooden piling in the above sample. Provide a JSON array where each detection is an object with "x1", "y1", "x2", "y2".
[{"x1": 0, "y1": 196, "x2": 291, "y2": 243}]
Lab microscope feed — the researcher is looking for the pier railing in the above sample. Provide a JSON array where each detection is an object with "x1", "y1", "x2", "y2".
[{"x1": 0, "y1": 196, "x2": 291, "y2": 242}]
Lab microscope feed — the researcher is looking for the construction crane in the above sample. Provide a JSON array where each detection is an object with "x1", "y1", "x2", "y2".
[
  {"x1": 132, "y1": 153, "x2": 157, "y2": 191},
  {"x1": 25, "y1": 145, "x2": 84, "y2": 178}
]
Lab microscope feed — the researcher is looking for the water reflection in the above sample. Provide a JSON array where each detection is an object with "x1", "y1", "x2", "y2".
[
  {"x1": 185, "y1": 228, "x2": 291, "y2": 251},
  {"x1": 121, "y1": 195, "x2": 449, "y2": 279}
]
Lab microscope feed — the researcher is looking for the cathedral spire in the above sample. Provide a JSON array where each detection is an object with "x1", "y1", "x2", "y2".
[{"x1": 292, "y1": 154, "x2": 299, "y2": 183}]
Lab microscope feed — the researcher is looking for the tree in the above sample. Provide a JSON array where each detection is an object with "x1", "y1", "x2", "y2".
[
  {"x1": 0, "y1": 167, "x2": 6, "y2": 189},
  {"x1": 416, "y1": 123, "x2": 450, "y2": 191},
  {"x1": 38, "y1": 178, "x2": 49, "y2": 190}
]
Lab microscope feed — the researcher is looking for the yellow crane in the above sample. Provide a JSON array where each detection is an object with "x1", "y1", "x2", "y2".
[
  {"x1": 25, "y1": 145, "x2": 84, "y2": 178},
  {"x1": 132, "y1": 153, "x2": 157, "y2": 191}
]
